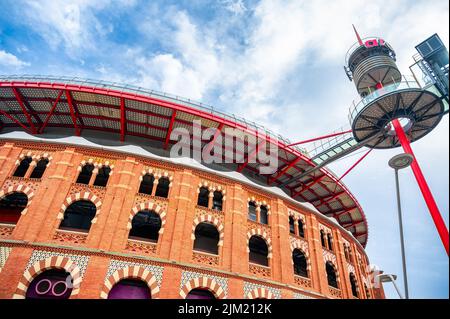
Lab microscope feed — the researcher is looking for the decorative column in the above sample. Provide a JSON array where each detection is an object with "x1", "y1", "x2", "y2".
[
  {"x1": 151, "y1": 176, "x2": 159, "y2": 196},
  {"x1": 24, "y1": 159, "x2": 37, "y2": 178},
  {"x1": 88, "y1": 167, "x2": 98, "y2": 186}
]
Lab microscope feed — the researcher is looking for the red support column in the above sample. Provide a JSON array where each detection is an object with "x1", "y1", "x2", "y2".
[
  {"x1": 392, "y1": 118, "x2": 449, "y2": 256},
  {"x1": 12, "y1": 87, "x2": 37, "y2": 134},
  {"x1": 120, "y1": 97, "x2": 126, "y2": 142},
  {"x1": 164, "y1": 110, "x2": 177, "y2": 150},
  {"x1": 40, "y1": 90, "x2": 64, "y2": 134},
  {"x1": 65, "y1": 90, "x2": 81, "y2": 136}
]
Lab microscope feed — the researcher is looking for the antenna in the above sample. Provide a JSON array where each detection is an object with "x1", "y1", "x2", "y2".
[{"x1": 352, "y1": 24, "x2": 363, "y2": 46}]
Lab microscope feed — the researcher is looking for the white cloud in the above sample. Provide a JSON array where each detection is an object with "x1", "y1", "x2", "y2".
[
  {"x1": 0, "y1": 50, "x2": 30, "y2": 68},
  {"x1": 221, "y1": 0, "x2": 247, "y2": 15}
]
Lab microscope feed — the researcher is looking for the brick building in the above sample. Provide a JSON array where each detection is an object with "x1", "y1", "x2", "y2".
[{"x1": 0, "y1": 77, "x2": 384, "y2": 299}]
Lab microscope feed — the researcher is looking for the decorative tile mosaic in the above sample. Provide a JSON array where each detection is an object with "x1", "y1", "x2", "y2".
[
  {"x1": 25, "y1": 250, "x2": 90, "y2": 278},
  {"x1": 106, "y1": 259, "x2": 164, "y2": 288},
  {"x1": 180, "y1": 270, "x2": 228, "y2": 297},
  {"x1": 243, "y1": 281, "x2": 281, "y2": 299},
  {"x1": 0, "y1": 246, "x2": 12, "y2": 272},
  {"x1": 293, "y1": 292, "x2": 315, "y2": 299}
]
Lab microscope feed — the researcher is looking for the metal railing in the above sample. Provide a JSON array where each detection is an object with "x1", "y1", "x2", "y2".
[
  {"x1": 348, "y1": 75, "x2": 421, "y2": 125},
  {"x1": 345, "y1": 37, "x2": 395, "y2": 65},
  {"x1": 0, "y1": 74, "x2": 309, "y2": 156}
]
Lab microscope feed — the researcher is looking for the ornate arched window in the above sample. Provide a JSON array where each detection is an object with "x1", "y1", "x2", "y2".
[
  {"x1": 13, "y1": 157, "x2": 32, "y2": 177},
  {"x1": 292, "y1": 249, "x2": 308, "y2": 277},
  {"x1": 249, "y1": 235, "x2": 269, "y2": 266},
  {"x1": 193, "y1": 222, "x2": 220, "y2": 255},
  {"x1": 138, "y1": 174, "x2": 155, "y2": 195},
  {"x1": 248, "y1": 201, "x2": 257, "y2": 222},
  {"x1": 327, "y1": 233, "x2": 333, "y2": 251},
  {"x1": 350, "y1": 273, "x2": 359, "y2": 298},
  {"x1": 108, "y1": 279, "x2": 151, "y2": 299},
  {"x1": 212, "y1": 191, "x2": 223, "y2": 211},
  {"x1": 197, "y1": 187, "x2": 209, "y2": 208},
  {"x1": 0, "y1": 192, "x2": 28, "y2": 224},
  {"x1": 298, "y1": 219, "x2": 305, "y2": 238},
  {"x1": 155, "y1": 177, "x2": 170, "y2": 198},
  {"x1": 76, "y1": 164, "x2": 94, "y2": 184},
  {"x1": 25, "y1": 269, "x2": 73, "y2": 299},
  {"x1": 93, "y1": 166, "x2": 111, "y2": 187},
  {"x1": 289, "y1": 216, "x2": 295, "y2": 234},
  {"x1": 326, "y1": 262, "x2": 338, "y2": 288},
  {"x1": 30, "y1": 158, "x2": 49, "y2": 179},
  {"x1": 59, "y1": 200, "x2": 96, "y2": 232},
  {"x1": 186, "y1": 288, "x2": 216, "y2": 300},
  {"x1": 260, "y1": 205, "x2": 268, "y2": 225},
  {"x1": 320, "y1": 230, "x2": 327, "y2": 248},
  {"x1": 129, "y1": 210, "x2": 161, "y2": 242}
]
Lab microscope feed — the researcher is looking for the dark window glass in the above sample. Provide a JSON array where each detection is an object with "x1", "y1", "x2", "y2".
[
  {"x1": 25, "y1": 269, "x2": 72, "y2": 299},
  {"x1": 327, "y1": 234, "x2": 333, "y2": 251},
  {"x1": 364, "y1": 284, "x2": 371, "y2": 299},
  {"x1": 30, "y1": 159, "x2": 49, "y2": 179},
  {"x1": 129, "y1": 210, "x2": 161, "y2": 242},
  {"x1": 59, "y1": 200, "x2": 96, "y2": 232},
  {"x1": 289, "y1": 216, "x2": 295, "y2": 234},
  {"x1": 298, "y1": 220, "x2": 305, "y2": 238},
  {"x1": 155, "y1": 177, "x2": 170, "y2": 198},
  {"x1": 326, "y1": 262, "x2": 338, "y2": 288},
  {"x1": 76, "y1": 164, "x2": 94, "y2": 184},
  {"x1": 108, "y1": 279, "x2": 151, "y2": 299},
  {"x1": 186, "y1": 288, "x2": 216, "y2": 300},
  {"x1": 248, "y1": 201, "x2": 257, "y2": 222},
  {"x1": 193, "y1": 222, "x2": 220, "y2": 255},
  {"x1": 197, "y1": 187, "x2": 209, "y2": 208},
  {"x1": 0, "y1": 192, "x2": 28, "y2": 224},
  {"x1": 249, "y1": 236, "x2": 268, "y2": 266},
  {"x1": 260, "y1": 205, "x2": 268, "y2": 225},
  {"x1": 93, "y1": 166, "x2": 111, "y2": 187},
  {"x1": 138, "y1": 174, "x2": 154, "y2": 195},
  {"x1": 320, "y1": 230, "x2": 326, "y2": 248},
  {"x1": 293, "y1": 249, "x2": 308, "y2": 277},
  {"x1": 212, "y1": 191, "x2": 223, "y2": 211},
  {"x1": 350, "y1": 273, "x2": 358, "y2": 298},
  {"x1": 13, "y1": 157, "x2": 32, "y2": 177}
]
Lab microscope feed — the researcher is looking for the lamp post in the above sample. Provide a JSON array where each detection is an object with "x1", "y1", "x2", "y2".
[
  {"x1": 376, "y1": 274, "x2": 404, "y2": 299},
  {"x1": 388, "y1": 153, "x2": 414, "y2": 299}
]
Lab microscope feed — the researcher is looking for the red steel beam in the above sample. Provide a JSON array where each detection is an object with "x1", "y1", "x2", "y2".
[
  {"x1": 12, "y1": 87, "x2": 37, "y2": 134},
  {"x1": 0, "y1": 109, "x2": 33, "y2": 133},
  {"x1": 237, "y1": 138, "x2": 262, "y2": 173},
  {"x1": 120, "y1": 97, "x2": 126, "y2": 142},
  {"x1": 164, "y1": 110, "x2": 177, "y2": 150},
  {"x1": 392, "y1": 118, "x2": 449, "y2": 256},
  {"x1": 203, "y1": 123, "x2": 224, "y2": 160},
  {"x1": 39, "y1": 90, "x2": 64, "y2": 134},
  {"x1": 291, "y1": 174, "x2": 327, "y2": 198},
  {"x1": 336, "y1": 148, "x2": 373, "y2": 183},
  {"x1": 288, "y1": 130, "x2": 352, "y2": 147},
  {"x1": 268, "y1": 156, "x2": 302, "y2": 185},
  {"x1": 65, "y1": 90, "x2": 80, "y2": 136},
  {"x1": 313, "y1": 190, "x2": 346, "y2": 207}
]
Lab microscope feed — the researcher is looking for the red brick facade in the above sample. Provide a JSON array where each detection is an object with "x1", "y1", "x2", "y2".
[{"x1": 0, "y1": 140, "x2": 384, "y2": 299}]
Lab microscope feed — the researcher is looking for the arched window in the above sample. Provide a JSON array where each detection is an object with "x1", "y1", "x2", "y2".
[
  {"x1": 0, "y1": 192, "x2": 28, "y2": 224},
  {"x1": 248, "y1": 201, "x2": 257, "y2": 222},
  {"x1": 260, "y1": 205, "x2": 268, "y2": 225},
  {"x1": 30, "y1": 158, "x2": 49, "y2": 179},
  {"x1": 289, "y1": 216, "x2": 295, "y2": 234},
  {"x1": 25, "y1": 269, "x2": 73, "y2": 299},
  {"x1": 138, "y1": 174, "x2": 155, "y2": 195},
  {"x1": 59, "y1": 200, "x2": 96, "y2": 232},
  {"x1": 197, "y1": 187, "x2": 209, "y2": 208},
  {"x1": 349, "y1": 273, "x2": 359, "y2": 297},
  {"x1": 292, "y1": 249, "x2": 308, "y2": 277},
  {"x1": 129, "y1": 210, "x2": 161, "y2": 242},
  {"x1": 298, "y1": 219, "x2": 305, "y2": 238},
  {"x1": 344, "y1": 246, "x2": 350, "y2": 262},
  {"x1": 326, "y1": 262, "x2": 338, "y2": 288},
  {"x1": 76, "y1": 164, "x2": 94, "y2": 184},
  {"x1": 327, "y1": 233, "x2": 333, "y2": 251},
  {"x1": 108, "y1": 279, "x2": 151, "y2": 299},
  {"x1": 212, "y1": 191, "x2": 223, "y2": 211},
  {"x1": 93, "y1": 166, "x2": 111, "y2": 187},
  {"x1": 249, "y1": 235, "x2": 269, "y2": 266},
  {"x1": 193, "y1": 222, "x2": 220, "y2": 255},
  {"x1": 364, "y1": 283, "x2": 371, "y2": 299},
  {"x1": 155, "y1": 177, "x2": 170, "y2": 198},
  {"x1": 320, "y1": 230, "x2": 327, "y2": 248},
  {"x1": 13, "y1": 157, "x2": 32, "y2": 177},
  {"x1": 186, "y1": 288, "x2": 216, "y2": 299}
]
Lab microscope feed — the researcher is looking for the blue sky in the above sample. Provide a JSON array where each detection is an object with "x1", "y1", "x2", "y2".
[{"x1": 0, "y1": 0, "x2": 448, "y2": 298}]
